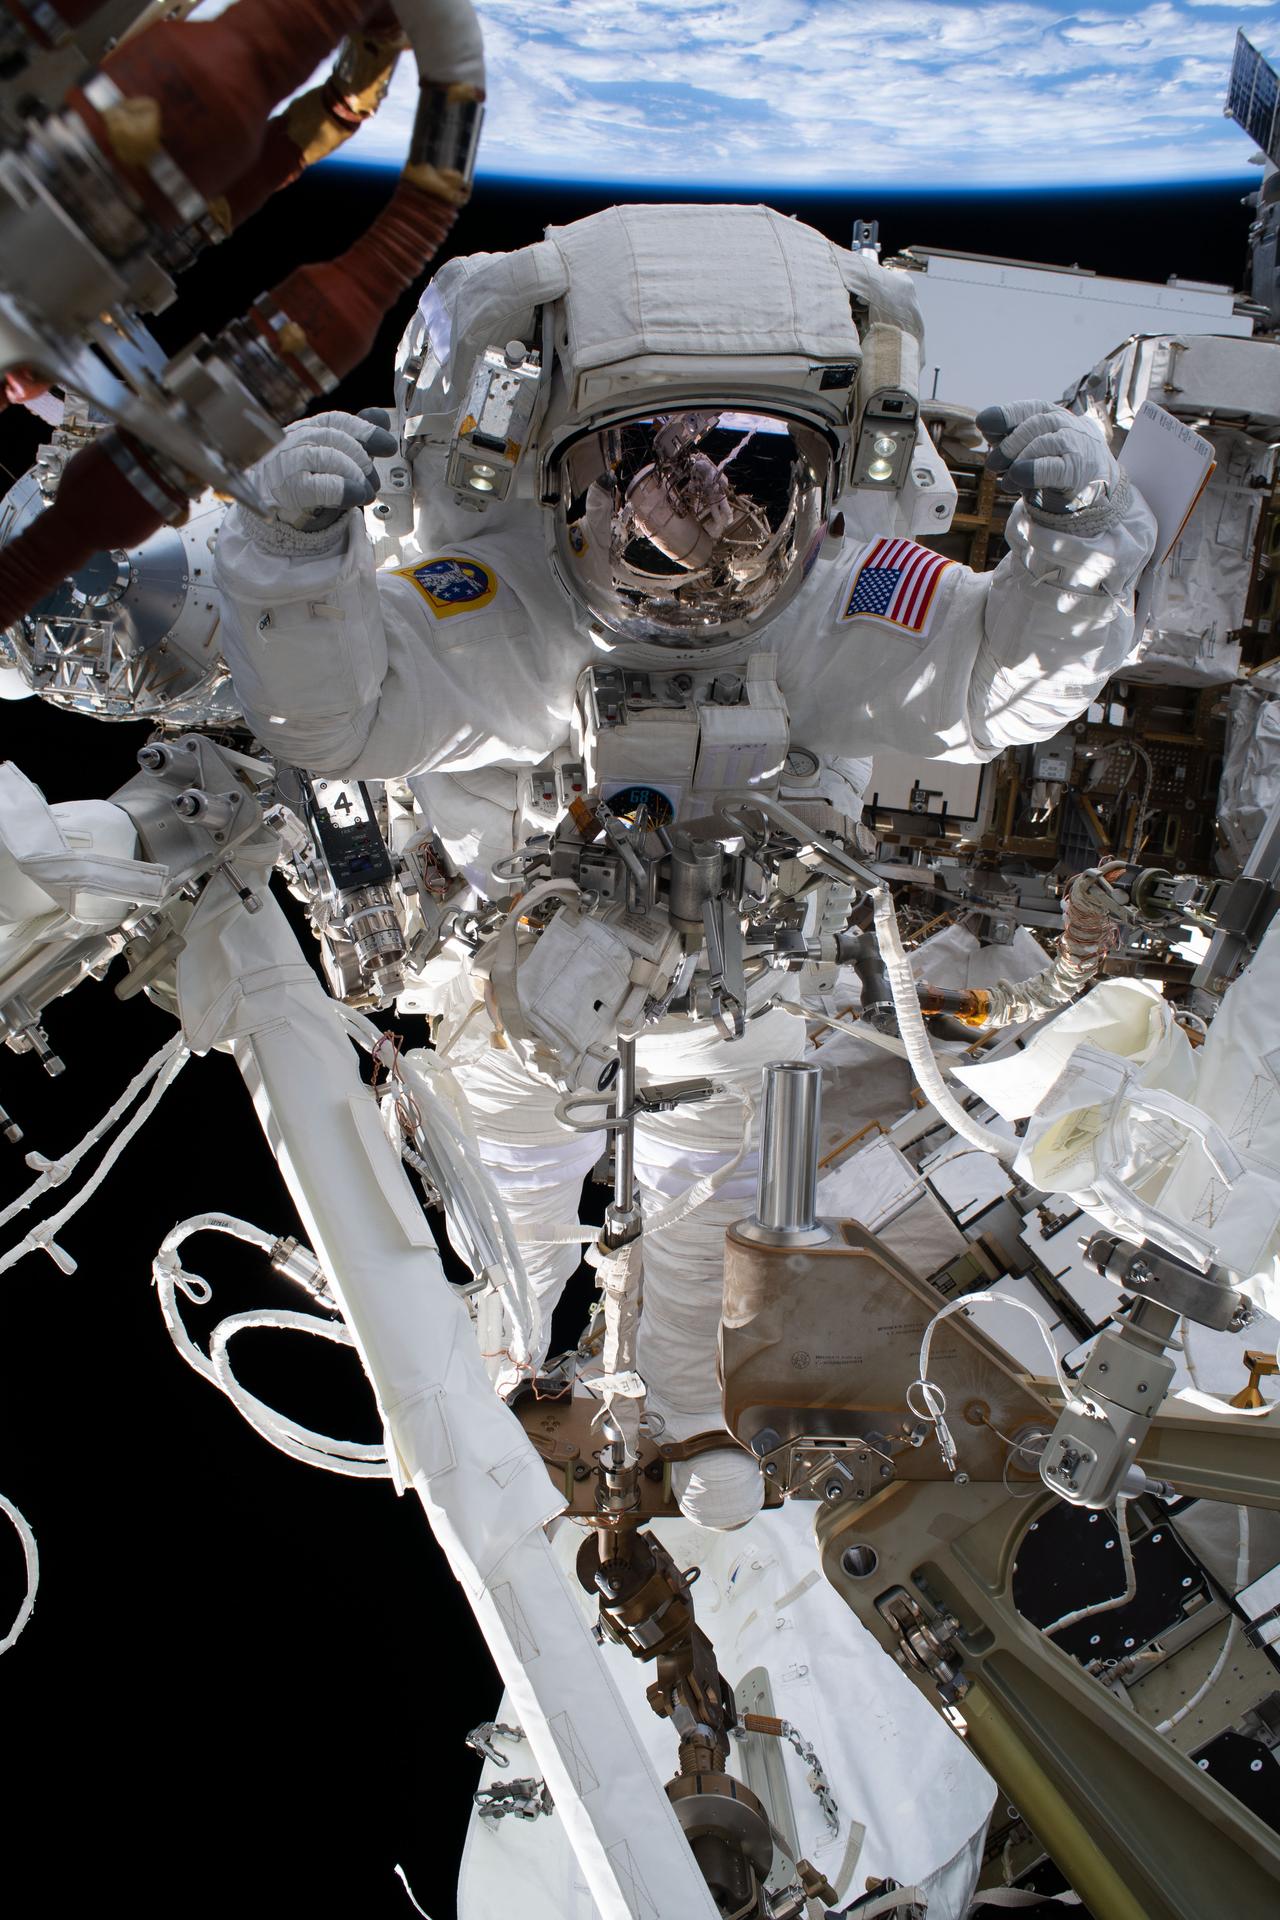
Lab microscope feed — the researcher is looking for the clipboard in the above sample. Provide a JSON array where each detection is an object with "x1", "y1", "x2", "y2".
[{"x1": 1118, "y1": 400, "x2": 1217, "y2": 641}]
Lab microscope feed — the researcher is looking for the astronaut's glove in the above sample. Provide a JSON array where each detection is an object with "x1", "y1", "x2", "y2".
[
  {"x1": 242, "y1": 408, "x2": 398, "y2": 556},
  {"x1": 977, "y1": 400, "x2": 1126, "y2": 533}
]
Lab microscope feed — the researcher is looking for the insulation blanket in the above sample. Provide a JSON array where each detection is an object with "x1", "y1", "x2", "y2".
[
  {"x1": 177, "y1": 868, "x2": 721, "y2": 1920},
  {"x1": 458, "y1": 1501, "x2": 993, "y2": 1920},
  {"x1": 956, "y1": 928, "x2": 1280, "y2": 1313}
]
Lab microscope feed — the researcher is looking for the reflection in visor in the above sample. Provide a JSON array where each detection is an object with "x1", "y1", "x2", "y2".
[{"x1": 554, "y1": 408, "x2": 833, "y2": 646}]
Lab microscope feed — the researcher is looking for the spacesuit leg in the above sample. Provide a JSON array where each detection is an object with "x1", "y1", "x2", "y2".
[
  {"x1": 633, "y1": 1006, "x2": 808, "y2": 1530},
  {"x1": 447, "y1": 1031, "x2": 603, "y2": 1365}
]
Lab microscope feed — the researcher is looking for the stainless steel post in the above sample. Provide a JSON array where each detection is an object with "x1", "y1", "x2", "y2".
[
  {"x1": 754, "y1": 1061, "x2": 823, "y2": 1237},
  {"x1": 603, "y1": 1033, "x2": 641, "y2": 1247}
]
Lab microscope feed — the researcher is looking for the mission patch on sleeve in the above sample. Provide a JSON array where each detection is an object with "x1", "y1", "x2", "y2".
[{"x1": 390, "y1": 556, "x2": 498, "y2": 618}]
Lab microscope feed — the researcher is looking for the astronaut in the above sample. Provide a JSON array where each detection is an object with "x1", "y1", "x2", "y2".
[{"x1": 211, "y1": 202, "x2": 1157, "y2": 1530}]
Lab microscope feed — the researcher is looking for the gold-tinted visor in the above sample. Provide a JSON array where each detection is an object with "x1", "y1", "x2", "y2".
[{"x1": 552, "y1": 408, "x2": 835, "y2": 645}]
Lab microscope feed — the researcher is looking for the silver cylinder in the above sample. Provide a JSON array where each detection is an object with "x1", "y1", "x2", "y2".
[
  {"x1": 755, "y1": 1061, "x2": 821, "y2": 1234},
  {"x1": 667, "y1": 833, "x2": 724, "y2": 934}
]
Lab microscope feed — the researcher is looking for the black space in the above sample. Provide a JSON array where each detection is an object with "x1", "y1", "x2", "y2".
[{"x1": 0, "y1": 165, "x2": 1265, "y2": 1918}]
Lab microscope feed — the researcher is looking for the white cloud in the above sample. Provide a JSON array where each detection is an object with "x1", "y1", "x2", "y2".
[{"x1": 193, "y1": 0, "x2": 1280, "y2": 186}]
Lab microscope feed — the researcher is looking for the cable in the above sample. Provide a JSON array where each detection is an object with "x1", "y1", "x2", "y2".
[
  {"x1": 154, "y1": 1211, "x2": 280, "y2": 1295},
  {"x1": 0, "y1": 1492, "x2": 38, "y2": 1656},
  {"x1": 210, "y1": 1309, "x2": 389, "y2": 1477},
  {"x1": 871, "y1": 886, "x2": 1015, "y2": 1165},
  {"x1": 980, "y1": 866, "x2": 1127, "y2": 1031},
  {"x1": 1122, "y1": 742, "x2": 1155, "y2": 861},
  {"x1": 393, "y1": 1865, "x2": 434, "y2": 1917},
  {"x1": 1155, "y1": 1507, "x2": 1249, "y2": 1735},
  {"x1": 1002, "y1": 1429, "x2": 1050, "y2": 1499},
  {"x1": 777, "y1": 997, "x2": 978, "y2": 1080},
  {"x1": 1042, "y1": 1495, "x2": 1138, "y2": 1636}
]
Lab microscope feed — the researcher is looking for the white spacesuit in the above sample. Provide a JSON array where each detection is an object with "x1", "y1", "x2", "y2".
[{"x1": 212, "y1": 203, "x2": 1157, "y2": 1533}]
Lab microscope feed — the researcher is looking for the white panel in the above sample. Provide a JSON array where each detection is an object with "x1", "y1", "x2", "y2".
[{"x1": 907, "y1": 254, "x2": 1251, "y2": 409}]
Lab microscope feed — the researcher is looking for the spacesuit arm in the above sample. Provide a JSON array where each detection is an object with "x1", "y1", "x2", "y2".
[
  {"x1": 213, "y1": 400, "x2": 563, "y2": 778},
  {"x1": 212, "y1": 507, "x2": 397, "y2": 772},
  {"x1": 842, "y1": 473, "x2": 1156, "y2": 766},
  {"x1": 963, "y1": 475, "x2": 1157, "y2": 755},
  {"x1": 214, "y1": 502, "x2": 568, "y2": 779}
]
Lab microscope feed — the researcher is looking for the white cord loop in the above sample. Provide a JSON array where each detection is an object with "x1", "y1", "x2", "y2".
[
  {"x1": 153, "y1": 1214, "x2": 390, "y2": 1480},
  {"x1": 0, "y1": 1493, "x2": 39, "y2": 1656},
  {"x1": 913, "y1": 1291, "x2": 1069, "y2": 1477},
  {"x1": 0, "y1": 1035, "x2": 188, "y2": 1274}
]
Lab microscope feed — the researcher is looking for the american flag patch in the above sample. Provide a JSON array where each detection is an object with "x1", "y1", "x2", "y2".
[{"x1": 841, "y1": 538, "x2": 955, "y2": 636}]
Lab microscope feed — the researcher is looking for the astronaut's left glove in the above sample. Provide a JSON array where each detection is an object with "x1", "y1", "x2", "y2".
[{"x1": 977, "y1": 400, "x2": 1125, "y2": 532}]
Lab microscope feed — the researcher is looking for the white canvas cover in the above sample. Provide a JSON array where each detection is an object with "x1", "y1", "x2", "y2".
[{"x1": 545, "y1": 203, "x2": 865, "y2": 375}]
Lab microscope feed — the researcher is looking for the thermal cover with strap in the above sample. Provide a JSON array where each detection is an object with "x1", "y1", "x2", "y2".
[{"x1": 955, "y1": 946, "x2": 1280, "y2": 1312}]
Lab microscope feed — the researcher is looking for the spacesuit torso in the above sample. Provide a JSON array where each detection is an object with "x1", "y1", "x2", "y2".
[{"x1": 216, "y1": 464, "x2": 1152, "y2": 884}]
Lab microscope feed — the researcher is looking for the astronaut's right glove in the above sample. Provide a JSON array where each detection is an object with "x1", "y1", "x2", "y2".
[
  {"x1": 240, "y1": 408, "x2": 398, "y2": 556},
  {"x1": 976, "y1": 400, "x2": 1126, "y2": 533}
]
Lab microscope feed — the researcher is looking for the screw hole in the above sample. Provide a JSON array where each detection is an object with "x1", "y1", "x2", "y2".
[{"x1": 840, "y1": 1544, "x2": 878, "y2": 1579}]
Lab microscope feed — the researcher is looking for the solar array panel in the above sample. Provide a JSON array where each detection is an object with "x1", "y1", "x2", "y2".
[{"x1": 1226, "y1": 30, "x2": 1280, "y2": 166}]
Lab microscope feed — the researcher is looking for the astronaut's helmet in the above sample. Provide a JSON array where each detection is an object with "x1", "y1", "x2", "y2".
[
  {"x1": 549, "y1": 406, "x2": 836, "y2": 647},
  {"x1": 391, "y1": 206, "x2": 923, "y2": 635}
]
